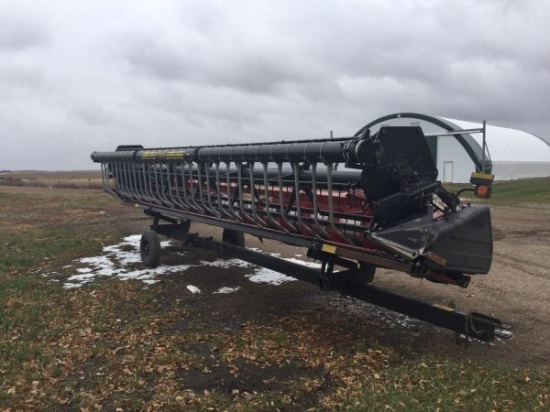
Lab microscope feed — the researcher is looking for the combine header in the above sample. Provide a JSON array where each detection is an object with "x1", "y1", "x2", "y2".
[{"x1": 92, "y1": 126, "x2": 509, "y2": 341}]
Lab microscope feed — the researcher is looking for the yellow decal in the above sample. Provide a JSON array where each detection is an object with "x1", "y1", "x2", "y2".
[
  {"x1": 321, "y1": 244, "x2": 337, "y2": 254},
  {"x1": 165, "y1": 150, "x2": 186, "y2": 160},
  {"x1": 141, "y1": 150, "x2": 186, "y2": 161},
  {"x1": 471, "y1": 172, "x2": 494, "y2": 181},
  {"x1": 425, "y1": 251, "x2": 447, "y2": 266},
  {"x1": 432, "y1": 303, "x2": 455, "y2": 312}
]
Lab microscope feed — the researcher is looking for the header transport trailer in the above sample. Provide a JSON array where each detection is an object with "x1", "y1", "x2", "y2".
[{"x1": 91, "y1": 125, "x2": 510, "y2": 342}]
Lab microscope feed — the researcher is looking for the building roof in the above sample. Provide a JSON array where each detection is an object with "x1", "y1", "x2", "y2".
[
  {"x1": 358, "y1": 113, "x2": 550, "y2": 173},
  {"x1": 441, "y1": 118, "x2": 550, "y2": 163}
]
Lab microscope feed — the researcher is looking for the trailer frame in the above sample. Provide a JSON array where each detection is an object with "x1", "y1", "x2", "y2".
[{"x1": 141, "y1": 207, "x2": 511, "y2": 343}]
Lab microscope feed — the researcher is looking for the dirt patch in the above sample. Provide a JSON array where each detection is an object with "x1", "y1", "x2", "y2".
[
  {"x1": 363, "y1": 203, "x2": 550, "y2": 369},
  {"x1": 176, "y1": 361, "x2": 325, "y2": 394}
]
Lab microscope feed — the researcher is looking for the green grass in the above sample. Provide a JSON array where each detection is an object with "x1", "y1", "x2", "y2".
[
  {"x1": 490, "y1": 177, "x2": 550, "y2": 203},
  {"x1": 346, "y1": 358, "x2": 549, "y2": 411},
  {"x1": 445, "y1": 177, "x2": 550, "y2": 204},
  {"x1": 0, "y1": 191, "x2": 121, "y2": 274},
  {"x1": 1, "y1": 186, "x2": 549, "y2": 410}
]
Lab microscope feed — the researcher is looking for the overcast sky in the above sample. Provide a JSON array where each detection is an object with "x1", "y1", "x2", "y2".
[{"x1": 1, "y1": 0, "x2": 549, "y2": 170}]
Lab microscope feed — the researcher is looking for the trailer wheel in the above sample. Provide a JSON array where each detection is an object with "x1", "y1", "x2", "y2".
[
  {"x1": 141, "y1": 230, "x2": 161, "y2": 268},
  {"x1": 222, "y1": 229, "x2": 245, "y2": 247},
  {"x1": 358, "y1": 263, "x2": 376, "y2": 283},
  {"x1": 180, "y1": 219, "x2": 191, "y2": 233}
]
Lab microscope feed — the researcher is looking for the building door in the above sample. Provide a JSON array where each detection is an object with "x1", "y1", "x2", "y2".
[{"x1": 443, "y1": 161, "x2": 454, "y2": 183}]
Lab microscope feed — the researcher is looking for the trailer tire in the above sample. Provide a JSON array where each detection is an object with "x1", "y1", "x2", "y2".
[
  {"x1": 141, "y1": 230, "x2": 161, "y2": 268},
  {"x1": 180, "y1": 219, "x2": 191, "y2": 233},
  {"x1": 358, "y1": 262, "x2": 376, "y2": 283},
  {"x1": 222, "y1": 229, "x2": 245, "y2": 247}
]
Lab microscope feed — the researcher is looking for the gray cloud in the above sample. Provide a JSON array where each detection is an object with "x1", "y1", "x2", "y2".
[
  {"x1": 1, "y1": 0, "x2": 549, "y2": 171},
  {"x1": 0, "y1": 3, "x2": 52, "y2": 51},
  {"x1": 121, "y1": 31, "x2": 316, "y2": 96},
  {"x1": 124, "y1": 38, "x2": 189, "y2": 82}
]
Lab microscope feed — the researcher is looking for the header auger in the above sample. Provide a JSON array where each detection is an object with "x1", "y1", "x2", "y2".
[{"x1": 92, "y1": 125, "x2": 510, "y2": 342}]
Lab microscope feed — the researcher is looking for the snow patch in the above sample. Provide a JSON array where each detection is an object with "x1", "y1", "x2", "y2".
[
  {"x1": 62, "y1": 235, "x2": 190, "y2": 289},
  {"x1": 57, "y1": 234, "x2": 320, "y2": 290},
  {"x1": 200, "y1": 259, "x2": 253, "y2": 269},
  {"x1": 187, "y1": 285, "x2": 201, "y2": 294},
  {"x1": 284, "y1": 257, "x2": 322, "y2": 269},
  {"x1": 247, "y1": 267, "x2": 297, "y2": 285},
  {"x1": 214, "y1": 286, "x2": 241, "y2": 294}
]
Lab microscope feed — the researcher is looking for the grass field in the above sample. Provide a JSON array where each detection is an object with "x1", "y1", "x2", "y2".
[
  {"x1": 490, "y1": 177, "x2": 550, "y2": 203},
  {"x1": 0, "y1": 171, "x2": 103, "y2": 190},
  {"x1": 446, "y1": 176, "x2": 550, "y2": 204},
  {"x1": 0, "y1": 178, "x2": 549, "y2": 410}
]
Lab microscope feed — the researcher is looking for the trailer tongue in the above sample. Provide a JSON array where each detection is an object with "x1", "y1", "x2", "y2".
[{"x1": 91, "y1": 126, "x2": 510, "y2": 341}]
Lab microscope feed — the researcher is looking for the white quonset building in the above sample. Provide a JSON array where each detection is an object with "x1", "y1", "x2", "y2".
[{"x1": 358, "y1": 113, "x2": 550, "y2": 183}]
